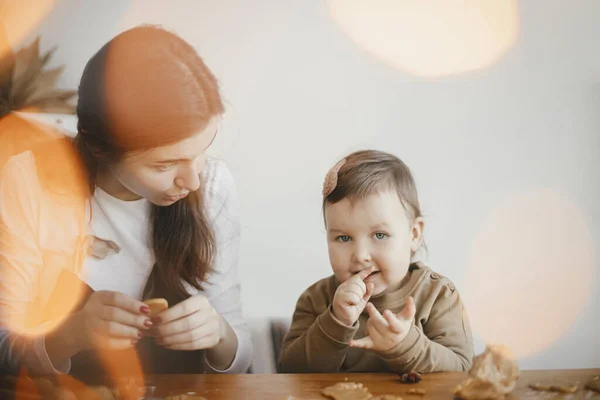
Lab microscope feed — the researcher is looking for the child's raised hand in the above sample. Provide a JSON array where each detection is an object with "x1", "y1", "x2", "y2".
[
  {"x1": 332, "y1": 267, "x2": 376, "y2": 326},
  {"x1": 349, "y1": 296, "x2": 416, "y2": 352}
]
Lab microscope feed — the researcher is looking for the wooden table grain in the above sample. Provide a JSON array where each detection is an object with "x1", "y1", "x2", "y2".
[
  {"x1": 145, "y1": 369, "x2": 600, "y2": 399},
  {"x1": 1, "y1": 369, "x2": 598, "y2": 399}
]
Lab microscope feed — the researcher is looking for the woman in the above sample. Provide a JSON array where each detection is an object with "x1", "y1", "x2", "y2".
[{"x1": 0, "y1": 25, "x2": 252, "y2": 378}]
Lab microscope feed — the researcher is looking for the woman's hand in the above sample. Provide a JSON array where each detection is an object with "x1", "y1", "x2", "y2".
[
  {"x1": 151, "y1": 294, "x2": 225, "y2": 351},
  {"x1": 76, "y1": 291, "x2": 152, "y2": 350}
]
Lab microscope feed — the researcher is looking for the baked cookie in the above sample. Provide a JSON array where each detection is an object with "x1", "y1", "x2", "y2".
[{"x1": 143, "y1": 298, "x2": 168, "y2": 317}]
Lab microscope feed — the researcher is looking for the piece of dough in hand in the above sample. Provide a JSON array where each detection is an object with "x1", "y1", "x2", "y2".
[{"x1": 143, "y1": 298, "x2": 168, "y2": 317}]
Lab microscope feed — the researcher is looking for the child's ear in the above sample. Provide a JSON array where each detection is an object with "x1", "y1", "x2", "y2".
[{"x1": 410, "y1": 217, "x2": 425, "y2": 253}]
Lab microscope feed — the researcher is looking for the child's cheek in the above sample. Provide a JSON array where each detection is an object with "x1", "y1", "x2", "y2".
[{"x1": 332, "y1": 265, "x2": 351, "y2": 283}]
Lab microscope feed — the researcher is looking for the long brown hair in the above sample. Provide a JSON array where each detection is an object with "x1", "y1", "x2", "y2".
[{"x1": 73, "y1": 25, "x2": 224, "y2": 304}]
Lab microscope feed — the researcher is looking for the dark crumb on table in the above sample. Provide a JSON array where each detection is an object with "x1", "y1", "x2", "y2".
[{"x1": 398, "y1": 372, "x2": 422, "y2": 384}]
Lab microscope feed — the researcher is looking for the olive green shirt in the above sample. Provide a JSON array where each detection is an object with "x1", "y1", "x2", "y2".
[{"x1": 279, "y1": 262, "x2": 474, "y2": 374}]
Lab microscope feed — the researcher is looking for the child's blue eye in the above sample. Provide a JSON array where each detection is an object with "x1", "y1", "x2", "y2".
[
  {"x1": 337, "y1": 235, "x2": 351, "y2": 243},
  {"x1": 374, "y1": 232, "x2": 388, "y2": 240}
]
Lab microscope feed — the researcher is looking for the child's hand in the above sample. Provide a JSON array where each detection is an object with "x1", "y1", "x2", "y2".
[
  {"x1": 349, "y1": 296, "x2": 416, "y2": 352},
  {"x1": 332, "y1": 267, "x2": 376, "y2": 326}
]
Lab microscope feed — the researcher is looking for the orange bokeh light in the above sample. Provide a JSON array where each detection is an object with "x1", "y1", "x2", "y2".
[
  {"x1": 328, "y1": 0, "x2": 519, "y2": 77},
  {"x1": 0, "y1": 0, "x2": 56, "y2": 56},
  {"x1": 1, "y1": 115, "x2": 145, "y2": 400},
  {"x1": 0, "y1": 115, "x2": 89, "y2": 338},
  {"x1": 464, "y1": 189, "x2": 594, "y2": 359}
]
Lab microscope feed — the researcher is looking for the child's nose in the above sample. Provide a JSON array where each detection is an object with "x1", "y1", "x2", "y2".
[{"x1": 353, "y1": 243, "x2": 372, "y2": 263}]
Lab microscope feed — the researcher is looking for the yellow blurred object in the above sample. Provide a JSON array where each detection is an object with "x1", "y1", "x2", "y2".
[
  {"x1": 328, "y1": 0, "x2": 518, "y2": 77},
  {"x1": 0, "y1": 0, "x2": 56, "y2": 58},
  {"x1": 465, "y1": 189, "x2": 593, "y2": 358}
]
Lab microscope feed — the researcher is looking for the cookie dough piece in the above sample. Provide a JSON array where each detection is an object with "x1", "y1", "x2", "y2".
[
  {"x1": 528, "y1": 381, "x2": 578, "y2": 393},
  {"x1": 586, "y1": 376, "x2": 600, "y2": 393},
  {"x1": 322, "y1": 382, "x2": 372, "y2": 400},
  {"x1": 453, "y1": 344, "x2": 520, "y2": 400},
  {"x1": 144, "y1": 298, "x2": 168, "y2": 317}
]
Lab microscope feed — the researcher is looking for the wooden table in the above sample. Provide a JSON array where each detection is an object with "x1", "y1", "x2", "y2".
[
  {"x1": 1, "y1": 370, "x2": 598, "y2": 399},
  {"x1": 145, "y1": 369, "x2": 600, "y2": 399}
]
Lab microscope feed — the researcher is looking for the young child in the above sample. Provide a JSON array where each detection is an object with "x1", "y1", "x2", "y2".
[{"x1": 278, "y1": 150, "x2": 474, "y2": 374}]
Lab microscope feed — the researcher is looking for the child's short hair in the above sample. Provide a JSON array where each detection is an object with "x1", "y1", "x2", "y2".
[{"x1": 322, "y1": 150, "x2": 422, "y2": 221}]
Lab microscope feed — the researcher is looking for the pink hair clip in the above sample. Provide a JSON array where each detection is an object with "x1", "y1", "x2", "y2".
[{"x1": 322, "y1": 158, "x2": 347, "y2": 196}]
